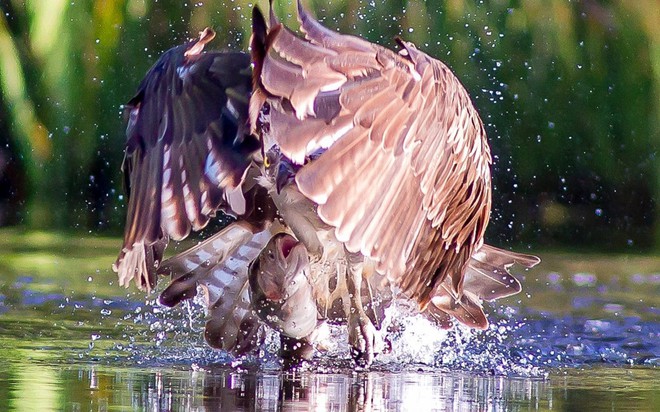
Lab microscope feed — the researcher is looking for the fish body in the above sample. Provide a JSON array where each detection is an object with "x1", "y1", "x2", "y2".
[{"x1": 249, "y1": 233, "x2": 318, "y2": 339}]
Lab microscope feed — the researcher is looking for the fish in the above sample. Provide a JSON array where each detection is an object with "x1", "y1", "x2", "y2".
[{"x1": 249, "y1": 232, "x2": 319, "y2": 340}]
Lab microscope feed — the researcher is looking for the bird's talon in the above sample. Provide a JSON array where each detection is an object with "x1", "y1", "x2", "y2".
[{"x1": 348, "y1": 314, "x2": 378, "y2": 367}]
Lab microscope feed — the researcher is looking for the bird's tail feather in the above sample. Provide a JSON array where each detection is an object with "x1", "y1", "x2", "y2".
[
  {"x1": 425, "y1": 244, "x2": 539, "y2": 329},
  {"x1": 158, "y1": 221, "x2": 275, "y2": 355}
]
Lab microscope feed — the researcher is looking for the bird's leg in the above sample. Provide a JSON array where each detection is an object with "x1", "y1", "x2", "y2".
[{"x1": 345, "y1": 250, "x2": 378, "y2": 367}]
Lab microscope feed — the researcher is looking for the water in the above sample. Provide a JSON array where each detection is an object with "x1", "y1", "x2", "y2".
[
  {"x1": 1, "y1": 364, "x2": 657, "y2": 411},
  {"x1": 0, "y1": 231, "x2": 658, "y2": 410}
]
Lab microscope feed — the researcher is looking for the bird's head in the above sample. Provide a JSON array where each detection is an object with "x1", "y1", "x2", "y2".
[{"x1": 262, "y1": 146, "x2": 298, "y2": 194}]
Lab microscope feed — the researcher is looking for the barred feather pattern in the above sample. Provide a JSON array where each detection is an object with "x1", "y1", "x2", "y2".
[
  {"x1": 158, "y1": 221, "x2": 274, "y2": 355},
  {"x1": 158, "y1": 218, "x2": 394, "y2": 354}
]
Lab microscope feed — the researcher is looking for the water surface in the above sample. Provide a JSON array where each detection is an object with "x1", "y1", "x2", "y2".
[{"x1": 0, "y1": 230, "x2": 657, "y2": 410}]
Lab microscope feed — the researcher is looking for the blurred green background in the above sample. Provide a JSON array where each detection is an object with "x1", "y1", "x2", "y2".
[{"x1": 0, "y1": 0, "x2": 658, "y2": 252}]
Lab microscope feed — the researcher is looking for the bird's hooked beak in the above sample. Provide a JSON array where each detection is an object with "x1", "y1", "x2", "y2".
[
  {"x1": 275, "y1": 157, "x2": 300, "y2": 194},
  {"x1": 276, "y1": 162, "x2": 291, "y2": 194}
]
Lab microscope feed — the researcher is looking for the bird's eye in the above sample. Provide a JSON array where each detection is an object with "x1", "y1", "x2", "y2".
[
  {"x1": 267, "y1": 251, "x2": 275, "y2": 260},
  {"x1": 264, "y1": 156, "x2": 271, "y2": 168}
]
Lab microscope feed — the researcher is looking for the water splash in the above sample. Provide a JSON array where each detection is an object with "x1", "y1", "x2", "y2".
[
  {"x1": 2, "y1": 268, "x2": 656, "y2": 376},
  {"x1": 371, "y1": 301, "x2": 547, "y2": 377},
  {"x1": 113, "y1": 296, "x2": 547, "y2": 376},
  {"x1": 116, "y1": 287, "x2": 657, "y2": 376}
]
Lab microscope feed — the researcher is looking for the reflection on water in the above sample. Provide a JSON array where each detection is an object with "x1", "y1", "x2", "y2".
[
  {"x1": 0, "y1": 233, "x2": 658, "y2": 410},
  {"x1": 0, "y1": 363, "x2": 658, "y2": 411}
]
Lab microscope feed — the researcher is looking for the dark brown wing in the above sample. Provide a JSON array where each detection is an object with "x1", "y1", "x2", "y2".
[
  {"x1": 251, "y1": 3, "x2": 492, "y2": 308},
  {"x1": 114, "y1": 30, "x2": 260, "y2": 291}
]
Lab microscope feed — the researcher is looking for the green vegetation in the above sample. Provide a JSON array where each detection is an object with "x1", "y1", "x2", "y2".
[
  {"x1": 0, "y1": 228, "x2": 126, "y2": 298},
  {"x1": 0, "y1": 0, "x2": 658, "y2": 251}
]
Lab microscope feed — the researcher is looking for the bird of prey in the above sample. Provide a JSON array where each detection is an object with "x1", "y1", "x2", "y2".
[{"x1": 112, "y1": 1, "x2": 539, "y2": 366}]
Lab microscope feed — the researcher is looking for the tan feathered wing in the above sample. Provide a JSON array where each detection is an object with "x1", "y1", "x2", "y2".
[{"x1": 252, "y1": 3, "x2": 493, "y2": 310}]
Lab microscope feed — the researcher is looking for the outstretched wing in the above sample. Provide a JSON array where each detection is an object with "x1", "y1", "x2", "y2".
[
  {"x1": 251, "y1": 3, "x2": 492, "y2": 307},
  {"x1": 114, "y1": 29, "x2": 260, "y2": 291}
]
